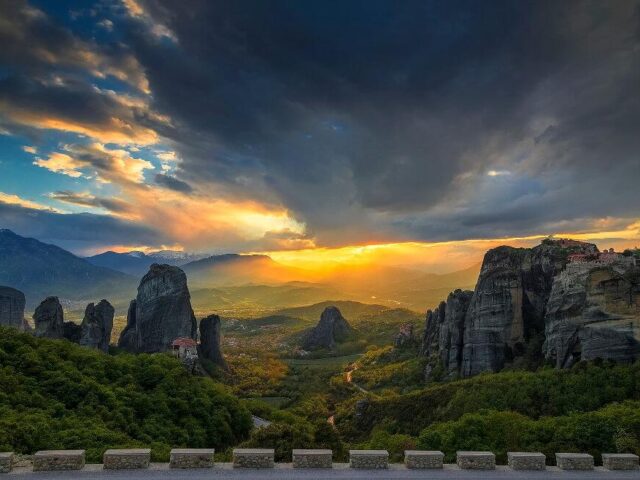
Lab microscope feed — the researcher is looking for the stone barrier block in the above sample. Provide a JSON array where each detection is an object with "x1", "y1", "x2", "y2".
[
  {"x1": 507, "y1": 452, "x2": 546, "y2": 470},
  {"x1": 404, "y1": 450, "x2": 444, "y2": 469},
  {"x1": 292, "y1": 449, "x2": 332, "y2": 468},
  {"x1": 170, "y1": 449, "x2": 215, "y2": 468},
  {"x1": 456, "y1": 451, "x2": 496, "y2": 470},
  {"x1": 232, "y1": 449, "x2": 275, "y2": 468},
  {"x1": 602, "y1": 453, "x2": 639, "y2": 470},
  {"x1": 349, "y1": 450, "x2": 389, "y2": 469},
  {"x1": 0, "y1": 453, "x2": 13, "y2": 473},
  {"x1": 33, "y1": 450, "x2": 85, "y2": 471},
  {"x1": 555, "y1": 453, "x2": 594, "y2": 470},
  {"x1": 103, "y1": 449, "x2": 151, "y2": 470}
]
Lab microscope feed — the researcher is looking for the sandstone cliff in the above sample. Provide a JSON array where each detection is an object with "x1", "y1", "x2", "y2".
[
  {"x1": 544, "y1": 263, "x2": 640, "y2": 367},
  {"x1": 80, "y1": 299, "x2": 114, "y2": 352},
  {"x1": 419, "y1": 239, "x2": 634, "y2": 379},
  {"x1": 303, "y1": 306, "x2": 354, "y2": 350},
  {"x1": 33, "y1": 296, "x2": 64, "y2": 339},
  {"x1": 118, "y1": 299, "x2": 138, "y2": 352},
  {"x1": 199, "y1": 314, "x2": 227, "y2": 369},
  {"x1": 118, "y1": 264, "x2": 197, "y2": 353},
  {"x1": 0, "y1": 286, "x2": 26, "y2": 330},
  {"x1": 421, "y1": 290, "x2": 473, "y2": 379}
]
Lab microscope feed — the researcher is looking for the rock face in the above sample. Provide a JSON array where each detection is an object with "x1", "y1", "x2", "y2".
[
  {"x1": 33, "y1": 296, "x2": 64, "y2": 339},
  {"x1": 80, "y1": 300, "x2": 114, "y2": 352},
  {"x1": 421, "y1": 290, "x2": 473, "y2": 379},
  {"x1": 544, "y1": 263, "x2": 640, "y2": 367},
  {"x1": 394, "y1": 323, "x2": 416, "y2": 348},
  {"x1": 118, "y1": 300, "x2": 138, "y2": 352},
  {"x1": 421, "y1": 239, "x2": 606, "y2": 378},
  {"x1": 303, "y1": 306, "x2": 353, "y2": 350},
  {"x1": 0, "y1": 286, "x2": 26, "y2": 330},
  {"x1": 199, "y1": 314, "x2": 227, "y2": 369},
  {"x1": 118, "y1": 264, "x2": 197, "y2": 353}
]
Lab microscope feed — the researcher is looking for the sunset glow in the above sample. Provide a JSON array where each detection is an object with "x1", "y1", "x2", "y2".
[{"x1": 0, "y1": 0, "x2": 638, "y2": 269}]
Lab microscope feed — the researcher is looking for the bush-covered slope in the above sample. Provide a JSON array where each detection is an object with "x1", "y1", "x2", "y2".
[
  {"x1": 418, "y1": 401, "x2": 640, "y2": 464},
  {"x1": 0, "y1": 327, "x2": 252, "y2": 461},
  {"x1": 336, "y1": 361, "x2": 640, "y2": 439}
]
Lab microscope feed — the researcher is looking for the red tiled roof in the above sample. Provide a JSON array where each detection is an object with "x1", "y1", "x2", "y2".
[{"x1": 172, "y1": 337, "x2": 197, "y2": 347}]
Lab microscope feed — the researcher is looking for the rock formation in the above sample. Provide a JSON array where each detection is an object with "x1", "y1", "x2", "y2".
[
  {"x1": 420, "y1": 239, "x2": 618, "y2": 378},
  {"x1": 303, "y1": 306, "x2": 354, "y2": 350},
  {"x1": 394, "y1": 323, "x2": 416, "y2": 348},
  {"x1": 544, "y1": 263, "x2": 640, "y2": 367},
  {"x1": 421, "y1": 290, "x2": 474, "y2": 379},
  {"x1": 80, "y1": 300, "x2": 114, "y2": 352},
  {"x1": 199, "y1": 314, "x2": 227, "y2": 369},
  {"x1": 117, "y1": 264, "x2": 197, "y2": 353},
  {"x1": 118, "y1": 300, "x2": 138, "y2": 352},
  {"x1": 33, "y1": 296, "x2": 64, "y2": 339},
  {"x1": 0, "y1": 286, "x2": 26, "y2": 330}
]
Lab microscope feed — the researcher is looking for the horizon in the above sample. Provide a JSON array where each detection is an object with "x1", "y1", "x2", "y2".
[{"x1": 1, "y1": 1, "x2": 639, "y2": 273}]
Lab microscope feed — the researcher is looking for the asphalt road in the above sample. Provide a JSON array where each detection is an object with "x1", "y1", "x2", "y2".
[{"x1": 6, "y1": 464, "x2": 640, "y2": 480}]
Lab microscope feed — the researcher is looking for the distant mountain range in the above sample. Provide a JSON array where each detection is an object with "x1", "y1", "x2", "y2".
[
  {"x1": 0, "y1": 229, "x2": 136, "y2": 309},
  {"x1": 0, "y1": 229, "x2": 479, "y2": 314},
  {"x1": 86, "y1": 250, "x2": 209, "y2": 276}
]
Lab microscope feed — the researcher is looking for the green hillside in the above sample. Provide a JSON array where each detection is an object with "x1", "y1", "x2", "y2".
[
  {"x1": 0, "y1": 327, "x2": 252, "y2": 461},
  {"x1": 335, "y1": 361, "x2": 640, "y2": 462}
]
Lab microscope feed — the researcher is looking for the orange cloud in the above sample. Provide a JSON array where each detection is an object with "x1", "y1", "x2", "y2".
[
  {"x1": 0, "y1": 191, "x2": 62, "y2": 213},
  {"x1": 262, "y1": 224, "x2": 640, "y2": 273},
  {"x1": 34, "y1": 152, "x2": 85, "y2": 178},
  {"x1": 35, "y1": 143, "x2": 154, "y2": 183}
]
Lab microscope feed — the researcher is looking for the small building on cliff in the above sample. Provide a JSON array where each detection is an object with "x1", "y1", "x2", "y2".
[{"x1": 172, "y1": 337, "x2": 198, "y2": 360}]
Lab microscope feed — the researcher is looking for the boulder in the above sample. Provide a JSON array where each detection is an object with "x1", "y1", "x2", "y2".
[
  {"x1": 80, "y1": 300, "x2": 114, "y2": 352},
  {"x1": 0, "y1": 286, "x2": 26, "y2": 330},
  {"x1": 117, "y1": 264, "x2": 197, "y2": 353},
  {"x1": 33, "y1": 296, "x2": 64, "y2": 339},
  {"x1": 198, "y1": 314, "x2": 227, "y2": 369},
  {"x1": 302, "y1": 306, "x2": 353, "y2": 350}
]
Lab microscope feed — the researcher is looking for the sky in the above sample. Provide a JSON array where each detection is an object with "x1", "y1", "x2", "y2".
[{"x1": 0, "y1": 0, "x2": 638, "y2": 270}]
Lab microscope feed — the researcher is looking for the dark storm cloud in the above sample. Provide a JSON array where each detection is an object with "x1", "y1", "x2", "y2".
[
  {"x1": 154, "y1": 174, "x2": 193, "y2": 193},
  {"x1": 2, "y1": 0, "x2": 639, "y2": 247},
  {"x1": 118, "y1": 0, "x2": 640, "y2": 244},
  {"x1": 47, "y1": 191, "x2": 132, "y2": 213},
  {"x1": 0, "y1": 0, "x2": 148, "y2": 91},
  {"x1": 0, "y1": 201, "x2": 166, "y2": 251}
]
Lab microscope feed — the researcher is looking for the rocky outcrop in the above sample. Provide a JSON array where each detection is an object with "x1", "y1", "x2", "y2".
[
  {"x1": 544, "y1": 263, "x2": 640, "y2": 367},
  {"x1": 421, "y1": 239, "x2": 600, "y2": 378},
  {"x1": 33, "y1": 296, "x2": 64, "y2": 339},
  {"x1": 118, "y1": 300, "x2": 138, "y2": 352},
  {"x1": 421, "y1": 290, "x2": 473, "y2": 379},
  {"x1": 199, "y1": 314, "x2": 227, "y2": 369},
  {"x1": 302, "y1": 306, "x2": 354, "y2": 350},
  {"x1": 80, "y1": 300, "x2": 114, "y2": 352},
  {"x1": 0, "y1": 286, "x2": 26, "y2": 330},
  {"x1": 394, "y1": 323, "x2": 416, "y2": 348},
  {"x1": 117, "y1": 264, "x2": 197, "y2": 353}
]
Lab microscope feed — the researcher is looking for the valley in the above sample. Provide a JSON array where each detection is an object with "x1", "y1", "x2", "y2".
[{"x1": 1, "y1": 230, "x2": 640, "y2": 466}]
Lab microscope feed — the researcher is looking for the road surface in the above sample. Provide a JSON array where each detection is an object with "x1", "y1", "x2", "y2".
[{"x1": 6, "y1": 463, "x2": 640, "y2": 480}]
